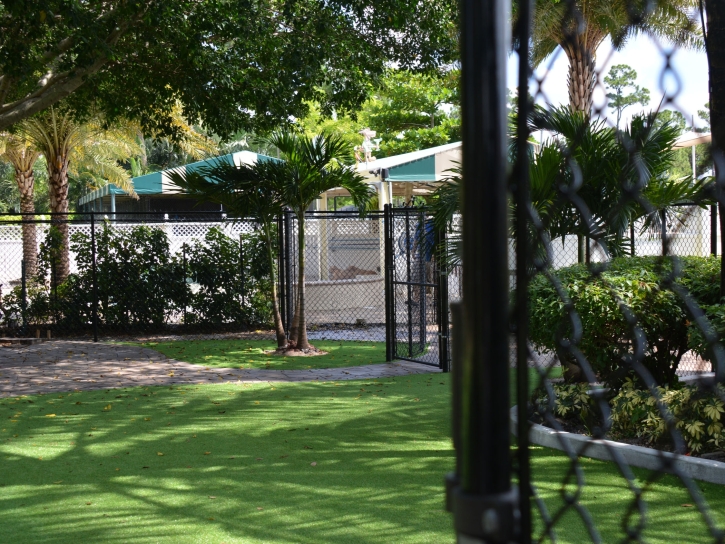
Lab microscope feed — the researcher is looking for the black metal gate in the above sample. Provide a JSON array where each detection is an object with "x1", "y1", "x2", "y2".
[{"x1": 384, "y1": 205, "x2": 450, "y2": 370}]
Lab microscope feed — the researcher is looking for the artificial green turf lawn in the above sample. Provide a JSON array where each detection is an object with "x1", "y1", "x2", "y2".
[
  {"x1": 135, "y1": 339, "x2": 387, "y2": 370},
  {"x1": 1, "y1": 372, "x2": 724, "y2": 543}
]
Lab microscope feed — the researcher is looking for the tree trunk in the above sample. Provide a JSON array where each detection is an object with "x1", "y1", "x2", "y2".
[
  {"x1": 14, "y1": 164, "x2": 37, "y2": 278},
  {"x1": 295, "y1": 211, "x2": 310, "y2": 350},
  {"x1": 705, "y1": 0, "x2": 725, "y2": 298},
  {"x1": 47, "y1": 153, "x2": 71, "y2": 284},
  {"x1": 263, "y1": 221, "x2": 287, "y2": 349},
  {"x1": 563, "y1": 37, "x2": 596, "y2": 115}
]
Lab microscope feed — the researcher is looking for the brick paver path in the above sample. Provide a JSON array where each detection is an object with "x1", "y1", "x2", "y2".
[{"x1": 0, "y1": 341, "x2": 439, "y2": 398}]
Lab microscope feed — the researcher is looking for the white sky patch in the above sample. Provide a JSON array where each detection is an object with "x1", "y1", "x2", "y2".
[{"x1": 507, "y1": 34, "x2": 710, "y2": 130}]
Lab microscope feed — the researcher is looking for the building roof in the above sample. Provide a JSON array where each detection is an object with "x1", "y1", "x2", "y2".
[
  {"x1": 357, "y1": 141, "x2": 461, "y2": 183},
  {"x1": 78, "y1": 150, "x2": 265, "y2": 206},
  {"x1": 673, "y1": 132, "x2": 711, "y2": 149}
]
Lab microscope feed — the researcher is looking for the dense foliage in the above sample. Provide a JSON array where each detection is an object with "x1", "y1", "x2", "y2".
[
  {"x1": 539, "y1": 380, "x2": 725, "y2": 455},
  {"x1": 0, "y1": 0, "x2": 458, "y2": 135},
  {"x1": 529, "y1": 256, "x2": 721, "y2": 388},
  {"x1": 0, "y1": 224, "x2": 273, "y2": 332}
]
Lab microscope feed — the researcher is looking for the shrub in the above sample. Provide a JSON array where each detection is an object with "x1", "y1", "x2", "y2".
[
  {"x1": 529, "y1": 257, "x2": 692, "y2": 388},
  {"x1": 183, "y1": 226, "x2": 272, "y2": 326},
  {"x1": 540, "y1": 380, "x2": 725, "y2": 454}
]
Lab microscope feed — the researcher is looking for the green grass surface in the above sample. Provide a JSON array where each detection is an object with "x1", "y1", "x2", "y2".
[
  {"x1": 1, "y1": 372, "x2": 724, "y2": 543},
  {"x1": 136, "y1": 339, "x2": 387, "y2": 370}
]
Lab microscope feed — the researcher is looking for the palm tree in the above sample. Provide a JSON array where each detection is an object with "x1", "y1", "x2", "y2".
[
  {"x1": 516, "y1": 0, "x2": 698, "y2": 114},
  {"x1": 21, "y1": 107, "x2": 142, "y2": 283},
  {"x1": 266, "y1": 131, "x2": 374, "y2": 350},
  {"x1": 168, "y1": 158, "x2": 288, "y2": 349},
  {"x1": 0, "y1": 133, "x2": 40, "y2": 276}
]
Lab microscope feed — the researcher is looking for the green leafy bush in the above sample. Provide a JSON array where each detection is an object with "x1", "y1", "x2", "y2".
[
  {"x1": 529, "y1": 256, "x2": 722, "y2": 388},
  {"x1": 539, "y1": 380, "x2": 725, "y2": 454},
  {"x1": 2, "y1": 223, "x2": 274, "y2": 333},
  {"x1": 184, "y1": 226, "x2": 272, "y2": 326}
]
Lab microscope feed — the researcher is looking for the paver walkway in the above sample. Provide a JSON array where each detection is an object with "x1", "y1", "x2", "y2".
[{"x1": 0, "y1": 340, "x2": 439, "y2": 398}]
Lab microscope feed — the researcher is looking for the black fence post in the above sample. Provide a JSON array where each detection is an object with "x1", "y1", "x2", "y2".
[
  {"x1": 661, "y1": 208, "x2": 667, "y2": 256},
  {"x1": 405, "y1": 208, "x2": 413, "y2": 357},
  {"x1": 437, "y1": 225, "x2": 450, "y2": 372},
  {"x1": 384, "y1": 204, "x2": 394, "y2": 362},
  {"x1": 277, "y1": 214, "x2": 286, "y2": 331},
  {"x1": 91, "y1": 212, "x2": 98, "y2": 342},
  {"x1": 418, "y1": 209, "x2": 426, "y2": 354},
  {"x1": 447, "y1": 0, "x2": 517, "y2": 539},
  {"x1": 239, "y1": 234, "x2": 245, "y2": 306},
  {"x1": 284, "y1": 209, "x2": 293, "y2": 337},
  {"x1": 712, "y1": 204, "x2": 718, "y2": 256},
  {"x1": 20, "y1": 259, "x2": 27, "y2": 335},
  {"x1": 630, "y1": 222, "x2": 636, "y2": 256},
  {"x1": 182, "y1": 243, "x2": 188, "y2": 325}
]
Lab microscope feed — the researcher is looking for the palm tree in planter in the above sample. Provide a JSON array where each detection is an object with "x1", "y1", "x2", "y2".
[
  {"x1": 168, "y1": 158, "x2": 288, "y2": 349},
  {"x1": 268, "y1": 131, "x2": 374, "y2": 351},
  {"x1": 0, "y1": 133, "x2": 40, "y2": 276}
]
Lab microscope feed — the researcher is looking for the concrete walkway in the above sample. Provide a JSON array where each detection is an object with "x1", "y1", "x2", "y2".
[{"x1": 0, "y1": 340, "x2": 440, "y2": 398}]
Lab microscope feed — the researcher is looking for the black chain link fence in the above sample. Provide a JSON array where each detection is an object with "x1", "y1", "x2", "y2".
[{"x1": 0, "y1": 212, "x2": 276, "y2": 342}]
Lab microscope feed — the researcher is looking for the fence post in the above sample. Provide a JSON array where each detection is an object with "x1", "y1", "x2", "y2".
[
  {"x1": 239, "y1": 234, "x2": 245, "y2": 306},
  {"x1": 91, "y1": 212, "x2": 98, "y2": 342},
  {"x1": 384, "y1": 204, "x2": 394, "y2": 362},
  {"x1": 712, "y1": 204, "x2": 718, "y2": 256},
  {"x1": 20, "y1": 259, "x2": 27, "y2": 335},
  {"x1": 277, "y1": 214, "x2": 286, "y2": 331},
  {"x1": 630, "y1": 222, "x2": 636, "y2": 256},
  {"x1": 182, "y1": 243, "x2": 188, "y2": 325},
  {"x1": 284, "y1": 209, "x2": 293, "y2": 337},
  {"x1": 437, "y1": 225, "x2": 450, "y2": 372},
  {"x1": 661, "y1": 208, "x2": 667, "y2": 256},
  {"x1": 446, "y1": 0, "x2": 517, "y2": 539}
]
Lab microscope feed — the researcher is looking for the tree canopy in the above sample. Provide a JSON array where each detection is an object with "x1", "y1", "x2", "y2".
[{"x1": 0, "y1": 0, "x2": 458, "y2": 136}]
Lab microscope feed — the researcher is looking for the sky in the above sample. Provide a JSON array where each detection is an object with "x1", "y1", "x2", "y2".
[{"x1": 507, "y1": 34, "x2": 710, "y2": 131}]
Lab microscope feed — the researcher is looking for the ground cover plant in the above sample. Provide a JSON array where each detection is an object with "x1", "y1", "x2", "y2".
[
  {"x1": 135, "y1": 339, "x2": 387, "y2": 370},
  {"x1": 1, "y1": 373, "x2": 725, "y2": 542}
]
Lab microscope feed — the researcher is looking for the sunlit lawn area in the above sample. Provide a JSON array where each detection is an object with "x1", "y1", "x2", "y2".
[
  {"x1": 0, "y1": 372, "x2": 723, "y2": 543},
  {"x1": 135, "y1": 339, "x2": 387, "y2": 370}
]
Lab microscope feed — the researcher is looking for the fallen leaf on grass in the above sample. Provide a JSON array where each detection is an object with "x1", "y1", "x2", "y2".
[
  {"x1": 682, "y1": 504, "x2": 694, "y2": 508},
  {"x1": 103, "y1": 404, "x2": 112, "y2": 411},
  {"x1": 310, "y1": 462, "x2": 317, "y2": 467},
  {"x1": 53, "y1": 480, "x2": 63, "y2": 484},
  {"x1": 45, "y1": 414, "x2": 55, "y2": 418},
  {"x1": 209, "y1": 496, "x2": 216, "y2": 499},
  {"x1": 157, "y1": 452, "x2": 164, "y2": 456},
  {"x1": 86, "y1": 502, "x2": 91, "y2": 505},
  {"x1": 204, "y1": 452, "x2": 211, "y2": 455},
  {"x1": 208, "y1": 517, "x2": 215, "y2": 521},
  {"x1": 257, "y1": 507, "x2": 263, "y2": 511},
  {"x1": 256, "y1": 457, "x2": 263, "y2": 461},
  {"x1": 144, "y1": 418, "x2": 151, "y2": 421}
]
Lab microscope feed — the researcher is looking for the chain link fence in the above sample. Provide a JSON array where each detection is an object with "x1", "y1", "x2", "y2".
[{"x1": 0, "y1": 212, "x2": 275, "y2": 342}]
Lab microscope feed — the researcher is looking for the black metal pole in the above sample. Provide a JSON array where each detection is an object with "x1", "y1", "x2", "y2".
[
  {"x1": 514, "y1": 0, "x2": 534, "y2": 539},
  {"x1": 661, "y1": 208, "x2": 667, "y2": 256},
  {"x1": 384, "y1": 204, "x2": 394, "y2": 362},
  {"x1": 405, "y1": 208, "x2": 413, "y2": 357},
  {"x1": 277, "y1": 215, "x2": 286, "y2": 331},
  {"x1": 448, "y1": 0, "x2": 517, "y2": 539},
  {"x1": 630, "y1": 222, "x2": 636, "y2": 256},
  {"x1": 182, "y1": 243, "x2": 188, "y2": 325},
  {"x1": 284, "y1": 209, "x2": 293, "y2": 336},
  {"x1": 20, "y1": 259, "x2": 27, "y2": 335},
  {"x1": 239, "y1": 234, "x2": 245, "y2": 306},
  {"x1": 418, "y1": 210, "x2": 426, "y2": 353},
  {"x1": 437, "y1": 225, "x2": 450, "y2": 372},
  {"x1": 712, "y1": 204, "x2": 718, "y2": 256},
  {"x1": 91, "y1": 212, "x2": 98, "y2": 342}
]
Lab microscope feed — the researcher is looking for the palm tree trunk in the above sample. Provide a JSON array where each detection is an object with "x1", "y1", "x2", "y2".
[
  {"x1": 48, "y1": 153, "x2": 71, "y2": 284},
  {"x1": 15, "y1": 164, "x2": 37, "y2": 278},
  {"x1": 263, "y1": 220, "x2": 287, "y2": 348},
  {"x1": 564, "y1": 38, "x2": 596, "y2": 115},
  {"x1": 295, "y1": 211, "x2": 310, "y2": 350}
]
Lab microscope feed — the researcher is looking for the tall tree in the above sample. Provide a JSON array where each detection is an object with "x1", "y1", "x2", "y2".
[
  {"x1": 0, "y1": 133, "x2": 40, "y2": 275},
  {"x1": 21, "y1": 108, "x2": 142, "y2": 283},
  {"x1": 0, "y1": 0, "x2": 457, "y2": 136},
  {"x1": 604, "y1": 64, "x2": 650, "y2": 129},
  {"x1": 267, "y1": 131, "x2": 373, "y2": 350},
  {"x1": 516, "y1": 0, "x2": 698, "y2": 115},
  {"x1": 168, "y1": 159, "x2": 288, "y2": 349}
]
